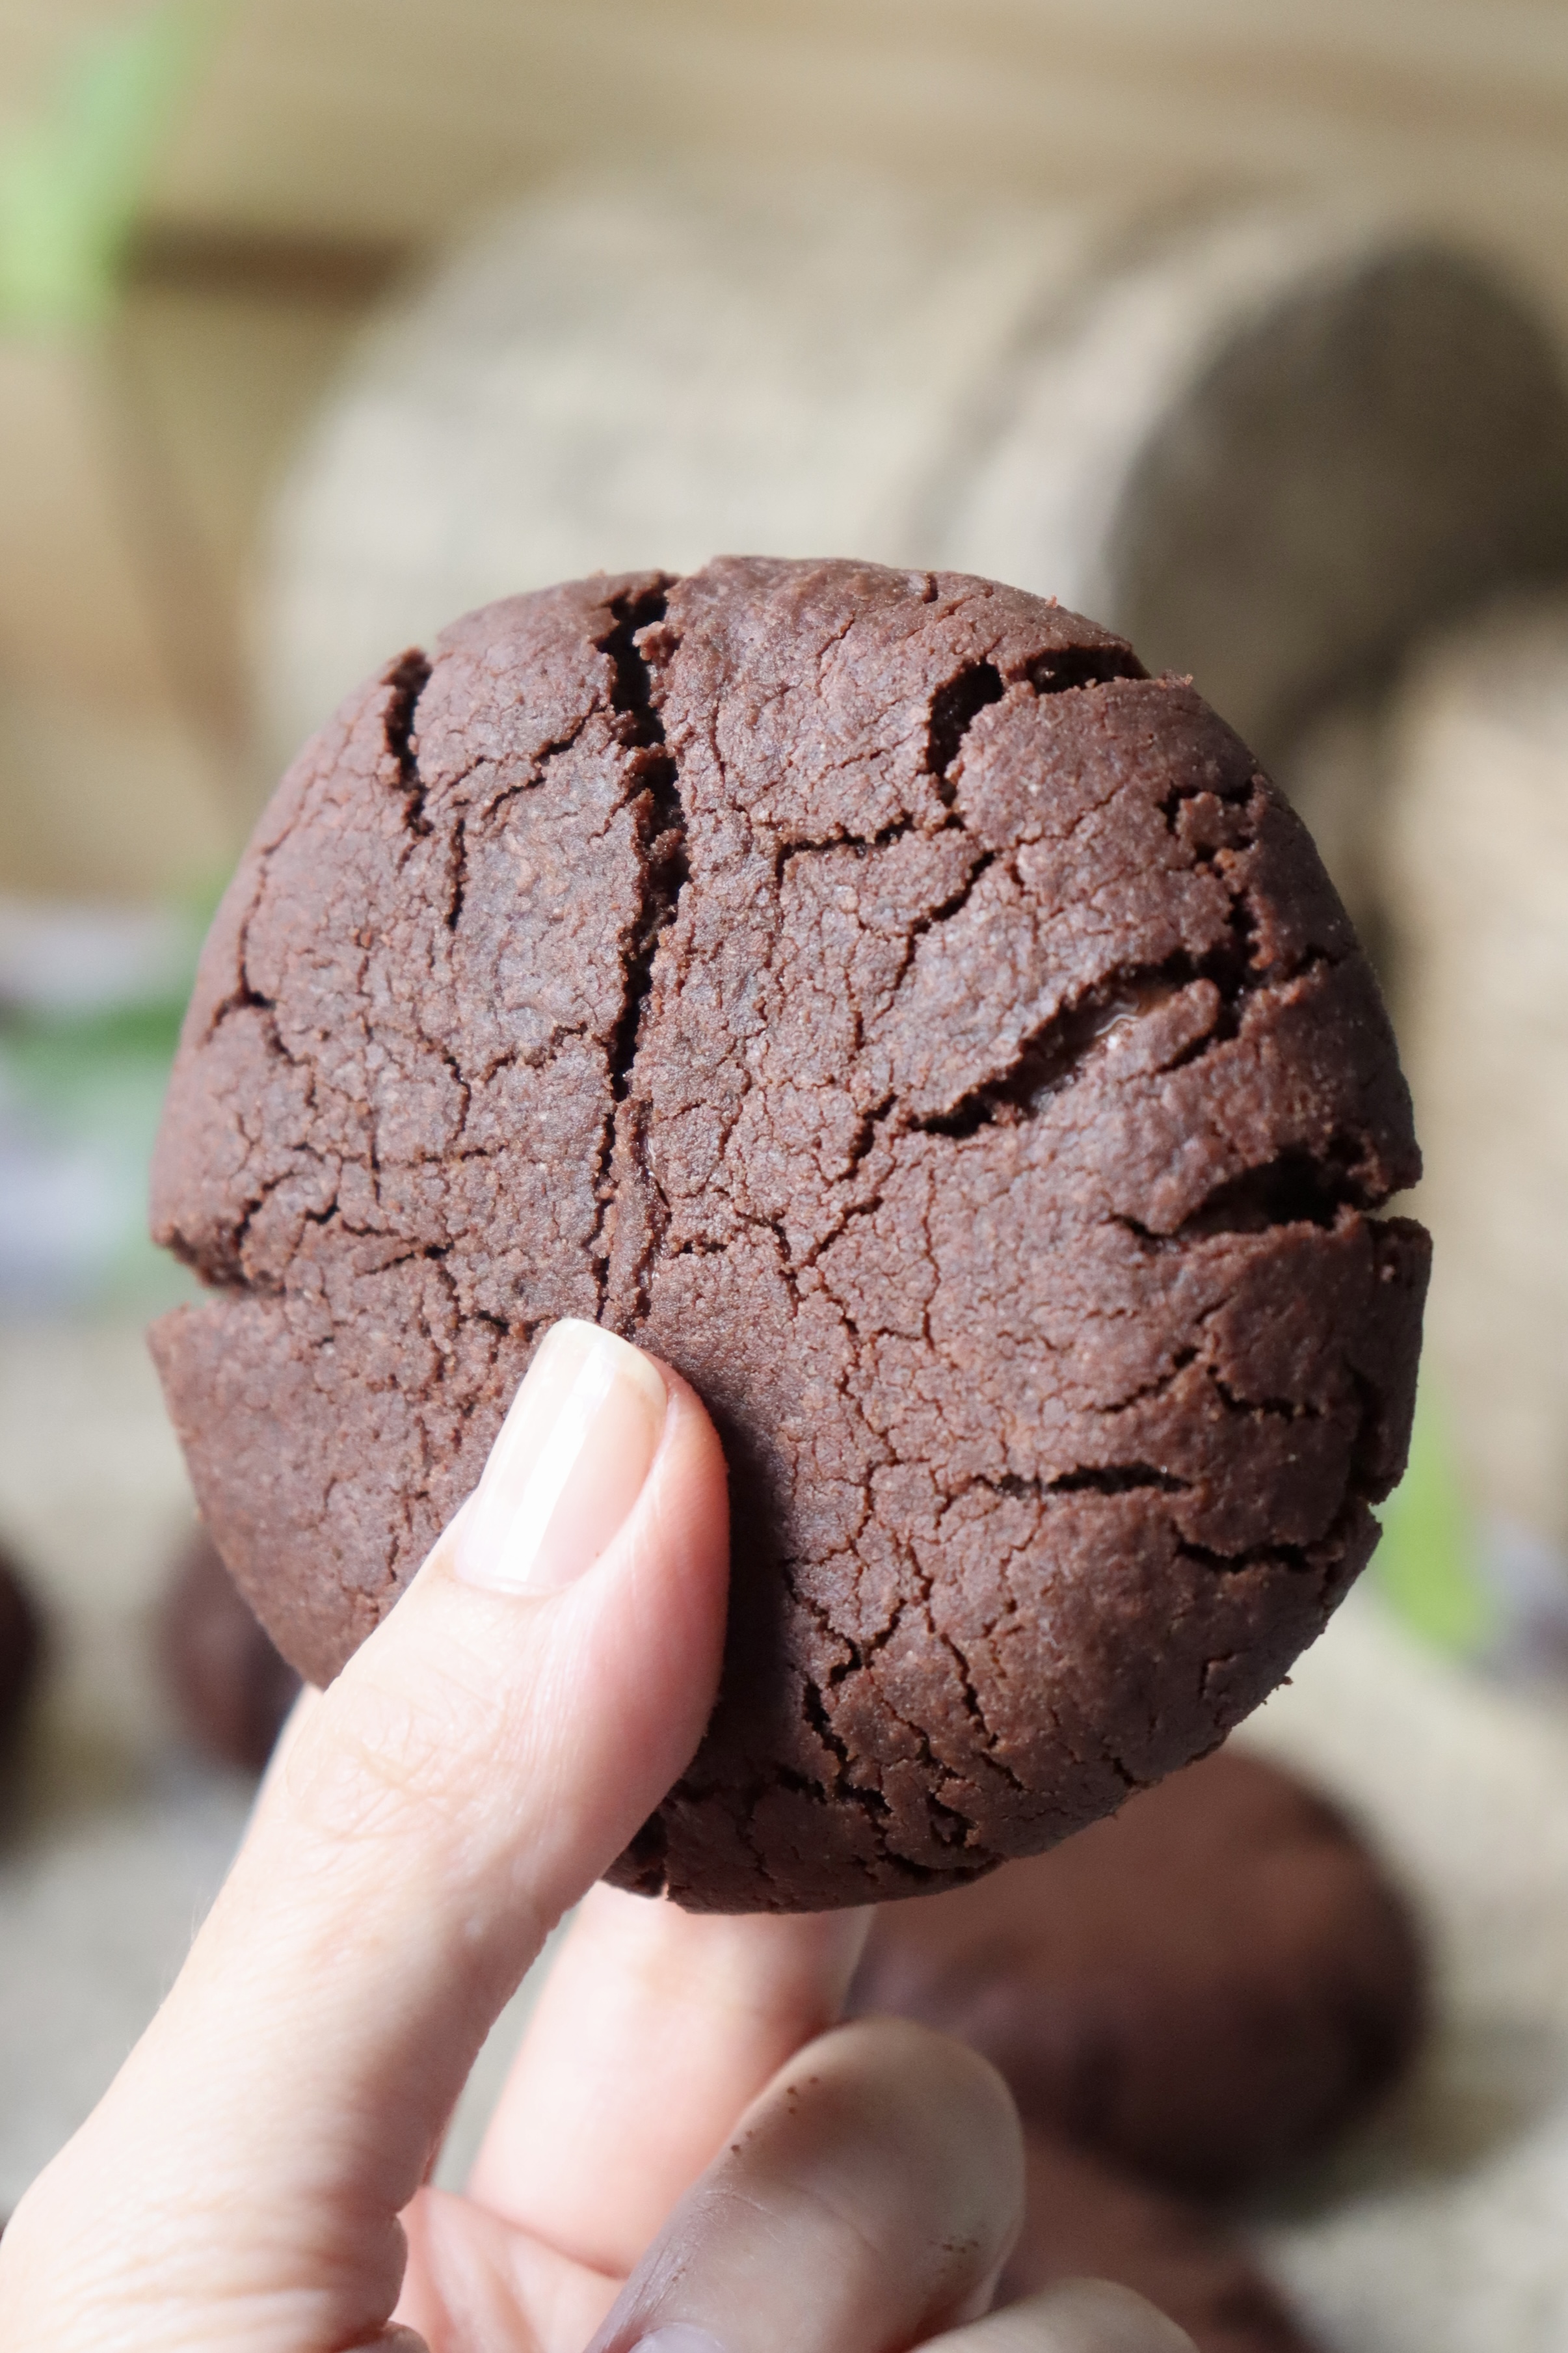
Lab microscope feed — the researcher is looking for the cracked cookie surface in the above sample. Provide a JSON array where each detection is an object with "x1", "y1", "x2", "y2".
[{"x1": 149, "y1": 557, "x2": 1428, "y2": 1911}]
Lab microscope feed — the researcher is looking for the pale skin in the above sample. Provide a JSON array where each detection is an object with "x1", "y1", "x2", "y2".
[{"x1": 0, "y1": 1322, "x2": 1189, "y2": 2353}]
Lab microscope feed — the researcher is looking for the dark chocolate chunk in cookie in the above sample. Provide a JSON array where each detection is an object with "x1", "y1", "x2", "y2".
[
  {"x1": 149, "y1": 558, "x2": 1428, "y2": 1911},
  {"x1": 849, "y1": 1745, "x2": 1426, "y2": 2194}
]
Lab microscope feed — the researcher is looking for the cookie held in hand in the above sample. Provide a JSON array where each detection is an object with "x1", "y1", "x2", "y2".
[
  {"x1": 849, "y1": 1745, "x2": 1426, "y2": 2194},
  {"x1": 150, "y1": 558, "x2": 1428, "y2": 1911}
]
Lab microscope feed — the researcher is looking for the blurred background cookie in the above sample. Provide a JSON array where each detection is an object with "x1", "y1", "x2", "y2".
[
  {"x1": 159, "y1": 1527, "x2": 300, "y2": 1777},
  {"x1": 848, "y1": 1745, "x2": 1426, "y2": 2196},
  {"x1": 1004, "y1": 2133, "x2": 1318, "y2": 2353},
  {"x1": 0, "y1": 1540, "x2": 42, "y2": 1751}
]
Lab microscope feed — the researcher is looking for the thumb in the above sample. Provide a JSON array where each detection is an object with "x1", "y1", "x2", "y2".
[{"x1": 1, "y1": 1321, "x2": 730, "y2": 2353}]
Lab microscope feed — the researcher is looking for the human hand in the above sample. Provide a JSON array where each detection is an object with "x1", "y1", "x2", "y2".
[{"x1": 0, "y1": 1318, "x2": 1189, "y2": 2353}]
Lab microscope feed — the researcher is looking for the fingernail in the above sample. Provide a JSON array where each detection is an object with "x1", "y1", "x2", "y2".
[{"x1": 455, "y1": 1319, "x2": 668, "y2": 1594}]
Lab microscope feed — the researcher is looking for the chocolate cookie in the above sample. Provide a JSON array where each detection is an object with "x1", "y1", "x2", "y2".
[
  {"x1": 849, "y1": 1745, "x2": 1426, "y2": 2194},
  {"x1": 1003, "y1": 2133, "x2": 1318, "y2": 2353},
  {"x1": 0, "y1": 1542, "x2": 42, "y2": 1747},
  {"x1": 149, "y1": 558, "x2": 1428, "y2": 1911},
  {"x1": 161, "y1": 1528, "x2": 302, "y2": 1775}
]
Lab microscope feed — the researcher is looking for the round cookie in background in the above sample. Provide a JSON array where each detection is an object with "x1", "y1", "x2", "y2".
[
  {"x1": 0, "y1": 1540, "x2": 43, "y2": 1751},
  {"x1": 149, "y1": 557, "x2": 1428, "y2": 1913},
  {"x1": 847, "y1": 1745, "x2": 1426, "y2": 2196},
  {"x1": 1003, "y1": 2132, "x2": 1319, "y2": 2353},
  {"x1": 161, "y1": 1529, "x2": 302, "y2": 1777}
]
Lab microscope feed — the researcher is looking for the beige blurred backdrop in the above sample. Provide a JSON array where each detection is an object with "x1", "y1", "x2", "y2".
[{"x1": 2, "y1": 0, "x2": 1567, "y2": 899}]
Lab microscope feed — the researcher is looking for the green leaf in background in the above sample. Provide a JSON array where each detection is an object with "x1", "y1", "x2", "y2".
[
  {"x1": 1370, "y1": 1381, "x2": 1495, "y2": 1656},
  {"x1": 0, "y1": 0, "x2": 224, "y2": 334}
]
